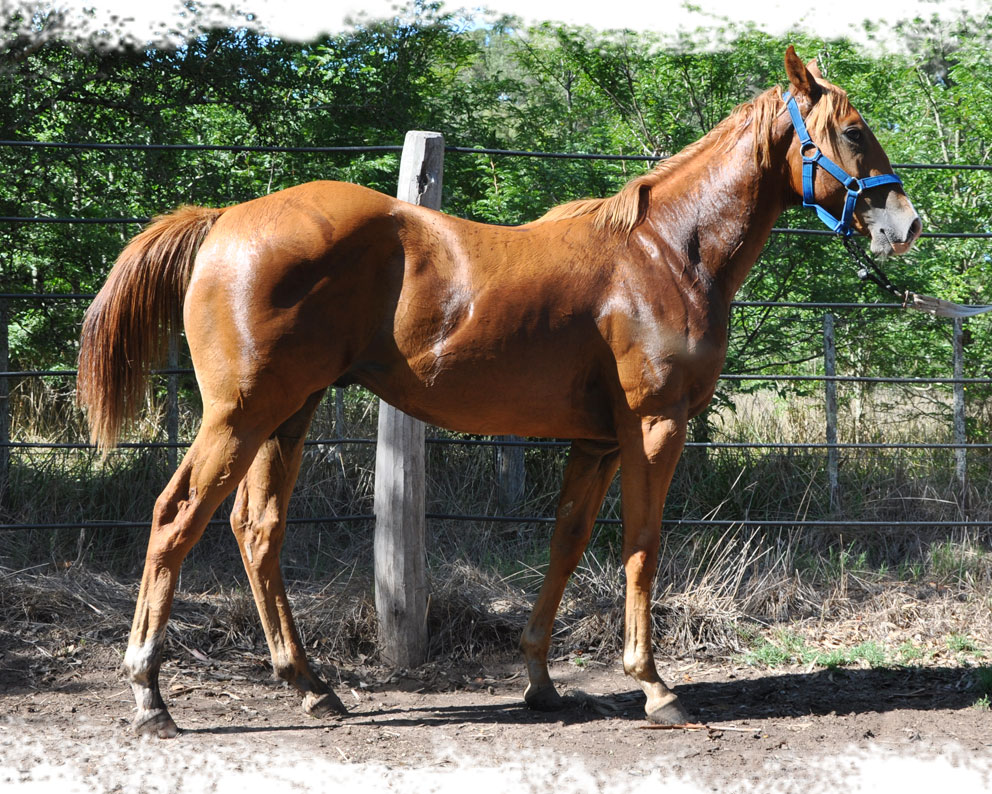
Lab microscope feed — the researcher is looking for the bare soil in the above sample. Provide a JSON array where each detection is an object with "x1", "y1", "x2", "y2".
[{"x1": 2, "y1": 639, "x2": 991, "y2": 793}]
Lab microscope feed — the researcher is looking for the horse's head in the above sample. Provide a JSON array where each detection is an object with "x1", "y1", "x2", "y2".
[{"x1": 783, "y1": 46, "x2": 921, "y2": 258}]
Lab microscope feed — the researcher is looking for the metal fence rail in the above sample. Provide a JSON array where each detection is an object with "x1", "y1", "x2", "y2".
[
  {"x1": 3, "y1": 294, "x2": 987, "y2": 534},
  {"x1": 3, "y1": 139, "x2": 992, "y2": 535},
  {"x1": 8, "y1": 135, "x2": 992, "y2": 168},
  {"x1": 6, "y1": 518, "x2": 992, "y2": 534}
]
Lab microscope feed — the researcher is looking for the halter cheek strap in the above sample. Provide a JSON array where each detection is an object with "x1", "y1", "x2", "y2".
[{"x1": 783, "y1": 91, "x2": 902, "y2": 237}]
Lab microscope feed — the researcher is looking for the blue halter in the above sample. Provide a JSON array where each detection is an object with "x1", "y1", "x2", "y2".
[{"x1": 783, "y1": 91, "x2": 902, "y2": 237}]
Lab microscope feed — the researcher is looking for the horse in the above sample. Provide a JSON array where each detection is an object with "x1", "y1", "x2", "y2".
[{"x1": 77, "y1": 47, "x2": 920, "y2": 737}]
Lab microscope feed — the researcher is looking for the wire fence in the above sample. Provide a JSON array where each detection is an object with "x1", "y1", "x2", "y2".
[{"x1": 3, "y1": 138, "x2": 992, "y2": 534}]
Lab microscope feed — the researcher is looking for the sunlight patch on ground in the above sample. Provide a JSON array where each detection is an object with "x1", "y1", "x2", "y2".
[{"x1": 2, "y1": 723, "x2": 991, "y2": 794}]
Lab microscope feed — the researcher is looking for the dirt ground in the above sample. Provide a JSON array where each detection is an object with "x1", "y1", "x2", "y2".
[{"x1": 2, "y1": 641, "x2": 991, "y2": 794}]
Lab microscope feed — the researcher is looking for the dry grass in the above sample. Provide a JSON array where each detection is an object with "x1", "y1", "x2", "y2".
[
  {"x1": 2, "y1": 538, "x2": 991, "y2": 689},
  {"x1": 4, "y1": 384, "x2": 992, "y2": 678}
]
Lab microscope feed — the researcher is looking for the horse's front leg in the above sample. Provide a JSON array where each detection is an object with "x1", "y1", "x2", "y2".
[{"x1": 618, "y1": 411, "x2": 692, "y2": 724}]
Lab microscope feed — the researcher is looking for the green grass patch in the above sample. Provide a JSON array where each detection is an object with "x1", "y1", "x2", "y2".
[
  {"x1": 742, "y1": 630, "x2": 811, "y2": 667},
  {"x1": 946, "y1": 633, "x2": 987, "y2": 661},
  {"x1": 741, "y1": 630, "x2": 889, "y2": 670},
  {"x1": 896, "y1": 641, "x2": 927, "y2": 665}
]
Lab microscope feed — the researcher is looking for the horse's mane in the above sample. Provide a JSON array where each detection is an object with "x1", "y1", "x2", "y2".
[{"x1": 534, "y1": 80, "x2": 852, "y2": 234}]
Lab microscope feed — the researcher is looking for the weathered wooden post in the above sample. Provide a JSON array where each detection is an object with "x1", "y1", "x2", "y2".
[
  {"x1": 823, "y1": 313, "x2": 840, "y2": 511},
  {"x1": 953, "y1": 317, "x2": 967, "y2": 512},
  {"x1": 497, "y1": 435, "x2": 525, "y2": 513},
  {"x1": 374, "y1": 131, "x2": 443, "y2": 667},
  {"x1": 334, "y1": 388, "x2": 345, "y2": 435}
]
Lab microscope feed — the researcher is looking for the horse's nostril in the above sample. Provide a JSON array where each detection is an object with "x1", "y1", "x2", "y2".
[{"x1": 908, "y1": 216, "x2": 922, "y2": 242}]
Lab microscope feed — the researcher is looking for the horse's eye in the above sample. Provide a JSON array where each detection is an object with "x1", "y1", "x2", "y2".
[{"x1": 844, "y1": 127, "x2": 864, "y2": 144}]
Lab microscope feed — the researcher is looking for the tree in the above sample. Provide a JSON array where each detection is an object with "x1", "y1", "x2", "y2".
[{"x1": 2, "y1": 5, "x2": 990, "y2": 406}]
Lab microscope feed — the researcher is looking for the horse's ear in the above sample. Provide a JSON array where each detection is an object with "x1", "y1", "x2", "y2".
[
  {"x1": 806, "y1": 58, "x2": 824, "y2": 81},
  {"x1": 785, "y1": 46, "x2": 823, "y2": 104}
]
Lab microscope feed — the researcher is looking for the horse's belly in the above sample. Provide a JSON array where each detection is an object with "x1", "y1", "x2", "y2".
[{"x1": 351, "y1": 354, "x2": 616, "y2": 440}]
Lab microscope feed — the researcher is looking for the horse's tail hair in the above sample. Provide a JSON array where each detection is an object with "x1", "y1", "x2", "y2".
[{"x1": 77, "y1": 205, "x2": 225, "y2": 451}]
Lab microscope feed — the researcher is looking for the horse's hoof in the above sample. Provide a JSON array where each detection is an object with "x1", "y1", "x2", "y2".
[
  {"x1": 524, "y1": 683, "x2": 564, "y2": 712},
  {"x1": 134, "y1": 709, "x2": 180, "y2": 739},
  {"x1": 303, "y1": 690, "x2": 347, "y2": 718},
  {"x1": 645, "y1": 696, "x2": 691, "y2": 725}
]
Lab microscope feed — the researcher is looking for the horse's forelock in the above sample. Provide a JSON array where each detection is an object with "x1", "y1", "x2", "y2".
[{"x1": 805, "y1": 83, "x2": 855, "y2": 145}]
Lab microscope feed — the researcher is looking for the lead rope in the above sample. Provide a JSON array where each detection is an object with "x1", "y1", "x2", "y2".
[{"x1": 843, "y1": 236, "x2": 992, "y2": 319}]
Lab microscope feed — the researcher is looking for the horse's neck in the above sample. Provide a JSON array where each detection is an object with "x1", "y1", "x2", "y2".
[{"x1": 639, "y1": 118, "x2": 791, "y2": 303}]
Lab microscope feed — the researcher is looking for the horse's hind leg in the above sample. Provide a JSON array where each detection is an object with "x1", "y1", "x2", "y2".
[
  {"x1": 228, "y1": 390, "x2": 346, "y2": 719},
  {"x1": 123, "y1": 406, "x2": 271, "y2": 738},
  {"x1": 520, "y1": 440, "x2": 620, "y2": 711}
]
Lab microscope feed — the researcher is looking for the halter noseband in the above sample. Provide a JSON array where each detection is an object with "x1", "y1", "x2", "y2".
[{"x1": 783, "y1": 91, "x2": 902, "y2": 237}]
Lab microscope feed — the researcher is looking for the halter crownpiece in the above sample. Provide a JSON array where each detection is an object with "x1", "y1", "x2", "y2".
[{"x1": 783, "y1": 91, "x2": 902, "y2": 237}]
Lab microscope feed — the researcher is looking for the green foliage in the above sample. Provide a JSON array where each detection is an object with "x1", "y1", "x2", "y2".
[
  {"x1": 742, "y1": 629, "x2": 811, "y2": 666},
  {"x1": 3, "y1": 6, "x2": 992, "y2": 442},
  {"x1": 3, "y1": 7, "x2": 990, "y2": 392},
  {"x1": 947, "y1": 632, "x2": 982, "y2": 655},
  {"x1": 896, "y1": 642, "x2": 926, "y2": 664}
]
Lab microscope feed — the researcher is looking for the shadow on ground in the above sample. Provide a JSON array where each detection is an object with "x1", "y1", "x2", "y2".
[{"x1": 179, "y1": 664, "x2": 984, "y2": 736}]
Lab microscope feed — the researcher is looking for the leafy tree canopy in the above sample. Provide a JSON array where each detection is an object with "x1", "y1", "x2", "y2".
[{"x1": 1, "y1": 1, "x2": 990, "y2": 402}]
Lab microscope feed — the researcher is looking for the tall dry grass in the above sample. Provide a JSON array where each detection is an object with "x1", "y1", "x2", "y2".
[{"x1": 3, "y1": 378, "x2": 992, "y2": 669}]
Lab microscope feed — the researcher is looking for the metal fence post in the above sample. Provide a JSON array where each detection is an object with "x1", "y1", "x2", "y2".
[
  {"x1": 953, "y1": 317, "x2": 967, "y2": 512},
  {"x1": 0, "y1": 299, "x2": 9, "y2": 511},
  {"x1": 166, "y1": 332, "x2": 179, "y2": 470},
  {"x1": 374, "y1": 131, "x2": 443, "y2": 668},
  {"x1": 823, "y1": 313, "x2": 840, "y2": 512}
]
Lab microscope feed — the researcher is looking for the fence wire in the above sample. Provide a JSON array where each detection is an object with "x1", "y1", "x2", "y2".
[{"x1": 3, "y1": 139, "x2": 991, "y2": 536}]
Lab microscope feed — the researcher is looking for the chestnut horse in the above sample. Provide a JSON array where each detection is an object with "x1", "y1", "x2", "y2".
[{"x1": 78, "y1": 48, "x2": 920, "y2": 737}]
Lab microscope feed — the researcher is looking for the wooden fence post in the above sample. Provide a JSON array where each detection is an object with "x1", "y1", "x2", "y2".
[
  {"x1": 497, "y1": 435, "x2": 525, "y2": 513},
  {"x1": 823, "y1": 313, "x2": 840, "y2": 512},
  {"x1": 374, "y1": 131, "x2": 443, "y2": 668},
  {"x1": 953, "y1": 317, "x2": 967, "y2": 512},
  {"x1": 334, "y1": 387, "x2": 345, "y2": 435}
]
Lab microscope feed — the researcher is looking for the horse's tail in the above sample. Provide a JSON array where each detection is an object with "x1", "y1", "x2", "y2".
[{"x1": 77, "y1": 205, "x2": 225, "y2": 451}]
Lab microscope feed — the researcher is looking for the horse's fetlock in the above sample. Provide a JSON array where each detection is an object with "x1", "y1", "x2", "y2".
[
  {"x1": 273, "y1": 659, "x2": 298, "y2": 683},
  {"x1": 622, "y1": 650, "x2": 652, "y2": 679}
]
